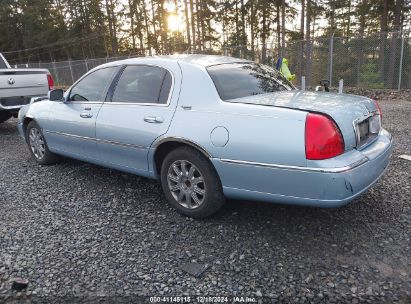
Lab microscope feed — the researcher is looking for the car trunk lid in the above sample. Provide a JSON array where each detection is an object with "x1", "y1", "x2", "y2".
[{"x1": 227, "y1": 90, "x2": 380, "y2": 151}]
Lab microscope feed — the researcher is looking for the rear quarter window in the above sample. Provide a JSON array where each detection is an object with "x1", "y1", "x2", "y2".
[{"x1": 207, "y1": 63, "x2": 294, "y2": 101}]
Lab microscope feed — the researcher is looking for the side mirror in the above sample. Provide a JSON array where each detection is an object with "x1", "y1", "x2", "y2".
[
  {"x1": 48, "y1": 89, "x2": 64, "y2": 101},
  {"x1": 319, "y1": 80, "x2": 330, "y2": 92}
]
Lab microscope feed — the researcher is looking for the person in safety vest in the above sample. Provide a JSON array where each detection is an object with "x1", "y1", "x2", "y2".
[{"x1": 275, "y1": 57, "x2": 295, "y2": 82}]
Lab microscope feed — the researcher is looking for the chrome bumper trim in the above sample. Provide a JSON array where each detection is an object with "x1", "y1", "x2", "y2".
[
  {"x1": 219, "y1": 157, "x2": 369, "y2": 173},
  {"x1": 0, "y1": 105, "x2": 24, "y2": 110}
]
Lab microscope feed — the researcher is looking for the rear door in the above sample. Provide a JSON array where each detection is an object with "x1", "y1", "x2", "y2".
[
  {"x1": 45, "y1": 66, "x2": 119, "y2": 160},
  {"x1": 95, "y1": 63, "x2": 180, "y2": 175}
]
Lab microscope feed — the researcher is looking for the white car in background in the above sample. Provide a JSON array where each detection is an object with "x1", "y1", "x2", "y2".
[{"x1": 0, "y1": 53, "x2": 54, "y2": 124}]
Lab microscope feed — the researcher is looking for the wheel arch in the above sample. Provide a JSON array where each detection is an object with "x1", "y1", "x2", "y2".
[
  {"x1": 152, "y1": 138, "x2": 212, "y2": 176},
  {"x1": 22, "y1": 116, "x2": 35, "y2": 135}
]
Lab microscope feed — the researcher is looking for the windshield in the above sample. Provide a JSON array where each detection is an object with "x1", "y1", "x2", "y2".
[{"x1": 207, "y1": 62, "x2": 295, "y2": 101}]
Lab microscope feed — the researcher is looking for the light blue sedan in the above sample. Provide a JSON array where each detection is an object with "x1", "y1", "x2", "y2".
[{"x1": 17, "y1": 55, "x2": 393, "y2": 218}]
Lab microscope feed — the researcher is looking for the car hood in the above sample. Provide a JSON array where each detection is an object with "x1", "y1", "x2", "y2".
[{"x1": 227, "y1": 90, "x2": 379, "y2": 150}]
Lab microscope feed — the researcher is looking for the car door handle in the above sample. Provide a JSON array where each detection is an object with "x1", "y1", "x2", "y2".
[
  {"x1": 80, "y1": 113, "x2": 93, "y2": 118},
  {"x1": 144, "y1": 116, "x2": 164, "y2": 123}
]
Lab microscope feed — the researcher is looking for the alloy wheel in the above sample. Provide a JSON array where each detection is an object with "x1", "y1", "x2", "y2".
[
  {"x1": 28, "y1": 127, "x2": 45, "y2": 160},
  {"x1": 167, "y1": 160, "x2": 206, "y2": 209}
]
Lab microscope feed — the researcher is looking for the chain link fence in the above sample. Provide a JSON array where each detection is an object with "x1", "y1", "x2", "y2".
[
  {"x1": 14, "y1": 56, "x2": 134, "y2": 88},
  {"x1": 283, "y1": 31, "x2": 411, "y2": 90},
  {"x1": 12, "y1": 31, "x2": 411, "y2": 90}
]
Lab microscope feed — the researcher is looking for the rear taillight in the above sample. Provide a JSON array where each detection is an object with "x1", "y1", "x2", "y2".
[
  {"x1": 47, "y1": 74, "x2": 54, "y2": 90},
  {"x1": 305, "y1": 113, "x2": 344, "y2": 160},
  {"x1": 373, "y1": 100, "x2": 382, "y2": 122}
]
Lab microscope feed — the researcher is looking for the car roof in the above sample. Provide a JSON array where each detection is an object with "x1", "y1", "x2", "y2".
[
  {"x1": 101, "y1": 54, "x2": 252, "y2": 69},
  {"x1": 174, "y1": 54, "x2": 252, "y2": 67}
]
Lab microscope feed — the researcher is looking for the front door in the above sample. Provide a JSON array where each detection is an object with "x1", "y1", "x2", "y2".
[
  {"x1": 45, "y1": 66, "x2": 118, "y2": 161},
  {"x1": 96, "y1": 63, "x2": 180, "y2": 175}
]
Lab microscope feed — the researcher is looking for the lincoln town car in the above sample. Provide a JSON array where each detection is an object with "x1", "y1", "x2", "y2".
[{"x1": 17, "y1": 55, "x2": 393, "y2": 218}]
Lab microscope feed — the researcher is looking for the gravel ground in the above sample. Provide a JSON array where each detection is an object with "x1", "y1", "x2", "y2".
[{"x1": 0, "y1": 99, "x2": 410, "y2": 303}]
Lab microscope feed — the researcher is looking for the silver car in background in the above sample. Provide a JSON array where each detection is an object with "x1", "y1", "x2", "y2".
[{"x1": 17, "y1": 55, "x2": 393, "y2": 218}]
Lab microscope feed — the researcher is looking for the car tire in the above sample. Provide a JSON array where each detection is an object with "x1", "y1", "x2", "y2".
[
  {"x1": 26, "y1": 121, "x2": 59, "y2": 165},
  {"x1": 160, "y1": 146, "x2": 225, "y2": 218},
  {"x1": 0, "y1": 112, "x2": 11, "y2": 124}
]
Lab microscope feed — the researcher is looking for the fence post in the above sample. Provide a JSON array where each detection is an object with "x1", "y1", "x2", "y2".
[
  {"x1": 301, "y1": 76, "x2": 306, "y2": 91},
  {"x1": 328, "y1": 33, "x2": 334, "y2": 86},
  {"x1": 52, "y1": 61, "x2": 60, "y2": 87},
  {"x1": 398, "y1": 32, "x2": 405, "y2": 91},
  {"x1": 84, "y1": 58, "x2": 89, "y2": 72},
  {"x1": 339, "y1": 79, "x2": 344, "y2": 93},
  {"x1": 68, "y1": 60, "x2": 75, "y2": 85}
]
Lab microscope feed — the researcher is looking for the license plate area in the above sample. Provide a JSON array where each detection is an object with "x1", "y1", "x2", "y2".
[
  {"x1": 358, "y1": 120, "x2": 369, "y2": 143},
  {"x1": 355, "y1": 114, "x2": 381, "y2": 148}
]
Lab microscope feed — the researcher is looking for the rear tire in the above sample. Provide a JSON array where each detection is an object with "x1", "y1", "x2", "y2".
[
  {"x1": 26, "y1": 121, "x2": 59, "y2": 165},
  {"x1": 0, "y1": 112, "x2": 11, "y2": 124},
  {"x1": 160, "y1": 146, "x2": 225, "y2": 218}
]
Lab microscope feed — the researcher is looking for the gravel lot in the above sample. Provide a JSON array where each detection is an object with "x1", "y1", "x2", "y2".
[{"x1": 0, "y1": 99, "x2": 410, "y2": 303}]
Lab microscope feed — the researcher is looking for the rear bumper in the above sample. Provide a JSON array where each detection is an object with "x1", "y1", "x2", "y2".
[
  {"x1": 212, "y1": 129, "x2": 393, "y2": 207},
  {"x1": 0, "y1": 95, "x2": 43, "y2": 112}
]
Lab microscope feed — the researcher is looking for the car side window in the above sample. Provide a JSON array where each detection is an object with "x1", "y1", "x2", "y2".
[
  {"x1": 111, "y1": 65, "x2": 172, "y2": 104},
  {"x1": 69, "y1": 67, "x2": 116, "y2": 102}
]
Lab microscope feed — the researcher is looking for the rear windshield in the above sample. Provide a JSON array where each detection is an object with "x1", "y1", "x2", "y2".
[
  {"x1": 0, "y1": 56, "x2": 8, "y2": 69},
  {"x1": 207, "y1": 62, "x2": 294, "y2": 101}
]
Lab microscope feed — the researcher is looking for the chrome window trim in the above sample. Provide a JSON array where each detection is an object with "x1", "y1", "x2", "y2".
[
  {"x1": 108, "y1": 63, "x2": 175, "y2": 107},
  {"x1": 104, "y1": 102, "x2": 170, "y2": 107},
  {"x1": 0, "y1": 105, "x2": 26, "y2": 110},
  {"x1": 45, "y1": 130, "x2": 148, "y2": 150},
  {"x1": 219, "y1": 157, "x2": 369, "y2": 173},
  {"x1": 58, "y1": 101, "x2": 104, "y2": 105}
]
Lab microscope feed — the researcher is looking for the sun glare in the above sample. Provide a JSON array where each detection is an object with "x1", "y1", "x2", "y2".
[{"x1": 168, "y1": 14, "x2": 182, "y2": 32}]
